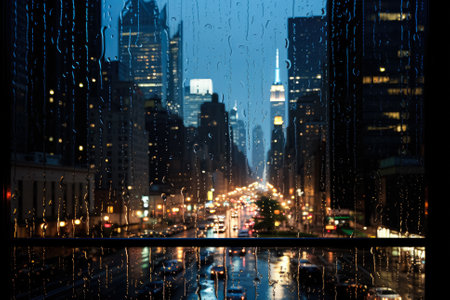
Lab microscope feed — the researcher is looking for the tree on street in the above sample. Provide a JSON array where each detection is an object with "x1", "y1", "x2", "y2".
[{"x1": 254, "y1": 194, "x2": 286, "y2": 232}]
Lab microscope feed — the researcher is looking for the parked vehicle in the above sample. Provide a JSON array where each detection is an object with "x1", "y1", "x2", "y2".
[
  {"x1": 228, "y1": 247, "x2": 246, "y2": 256},
  {"x1": 226, "y1": 287, "x2": 246, "y2": 300},
  {"x1": 161, "y1": 259, "x2": 183, "y2": 275},
  {"x1": 366, "y1": 287, "x2": 402, "y2": 300},
  {"x1": 135, "y1": 281, "x2": 163, "y2": 299},
  {"x1": 210, "y1": 265, "x2": 226, "y2": 279},
  {"x1": 238, "y1": 229, "x2": 250, "y2": 237}
]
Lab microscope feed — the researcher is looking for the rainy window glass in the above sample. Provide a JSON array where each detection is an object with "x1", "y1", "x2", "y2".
[{"x1": 8, "y1": 0, "x2": 427, "y2": 298}]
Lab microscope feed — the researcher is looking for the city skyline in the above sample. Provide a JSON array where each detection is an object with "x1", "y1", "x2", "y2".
[{"x1": 103, "y1": 0, "x2": 326, "y2": 155}]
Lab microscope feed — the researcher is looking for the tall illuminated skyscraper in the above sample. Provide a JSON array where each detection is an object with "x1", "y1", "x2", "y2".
[
  {"x1": 167, "y1": 22, "x2": 183, "y2": 116},
  {"x1": 183, "y1": 79, "x2": 213, "y2": 128},
  {"x1": 270, "y1": 49, "x2": 286, "y2": 130},
  {"x1": 267, "y1": 49, "x2": 286, "y2": 187},
  {"x1": 119, "y1": 0, "x2": 165, "y2": 100}
]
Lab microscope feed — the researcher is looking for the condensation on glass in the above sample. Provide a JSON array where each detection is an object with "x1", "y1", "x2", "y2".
[{"x1": 8, "y1": 0, "x2": 426, "y2": 299}]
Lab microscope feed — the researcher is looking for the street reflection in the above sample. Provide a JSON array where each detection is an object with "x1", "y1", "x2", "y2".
[{"x1": 12, "y1": 245, "x2": 425, "y2": 299}]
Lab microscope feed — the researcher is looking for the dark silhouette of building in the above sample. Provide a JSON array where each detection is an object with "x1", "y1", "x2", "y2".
[
  {"x1": 285, "y1": 16, "x2": 327, "y2": 223},
  {"x1": 287, "y1": 16, "x2": 326, "y2": 114},
  {"x1": 93, "y1": 61, "x2": 148, "y2": 225},
  {"x1": 252, "y1": 125, "x2": 265, "y2": 181},
  {"x1": 327, "y1": 0, "x2": 425, "y2": 233},
  {"x1": 198, "y1": 93, "x2": 231, "y2": 194},
  {"x1": 267, "y1": 118, "x2": 285, "y2": 190}
]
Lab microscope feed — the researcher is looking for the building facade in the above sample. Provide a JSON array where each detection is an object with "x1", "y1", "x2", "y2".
[
  {"x1": 327, "y1": 0, "x2": 425, "y2": 232},
  {"x1": 119, "y1": 0, "x2": 166, "y2": 100},
  {"x1": 183, "y1": 79, "x2": 214, "y2": 128},
  {"x1": 252, "y1": 125, "x2": 265, "y2": 181}
]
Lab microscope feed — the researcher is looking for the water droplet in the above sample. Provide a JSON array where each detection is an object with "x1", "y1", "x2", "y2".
[{"x1": 285, "y1": 59, "x2": 291, "y2": 69}]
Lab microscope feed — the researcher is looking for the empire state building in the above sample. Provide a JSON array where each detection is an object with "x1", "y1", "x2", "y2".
[{"x1": 270, "y1": 49, "x2": 286, "y2": 129}]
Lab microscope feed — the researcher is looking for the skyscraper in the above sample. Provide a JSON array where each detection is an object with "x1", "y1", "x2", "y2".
[
  {"x1": 9, "y1": 0, "x2": 101, "y2": 235},
  {"x1": 285, "y1": 16, "x2": 327, "y2": 224},
  {"x1": 252, "y1": 125, "x2": 265, "y2": 180},
  {"x1": 360, "y1": 0, "x2": 425, "y2": 233},
  {"x1": 94, "y1": 63, "x2": 148, "y2": 224},
  {"x1": 267, "y1": 118, "x2": 285, "y2": 189},
  {"x1": 183, "y1": 79, "x2": 213, "y2": 128},
  {"x1": 198, "y1": 93, "x2": 231, "y2": 194},
  {"x1": 119, "y1": 0, "x2": 165, "y2": 100},
  {"x1": 167, "y1": 22, "x2": 183, "y2": 116},
  {"x1": 270, "y1": 49, "x2": 286, "y2": 130},
  {"x1": 287, "y1": 17, "x2": 326, "y2": 114},
  {"x1": 229, "y1": 105, "x2": 247, "y2": 155},
  {"x1": 327, "y1": 0, "x2": 425, "y2": 232}
]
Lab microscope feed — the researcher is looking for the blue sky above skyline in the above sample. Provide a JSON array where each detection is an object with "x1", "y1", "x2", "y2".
[{"x1": 102, "y1": 0, "x2": 326, "y2": 156}]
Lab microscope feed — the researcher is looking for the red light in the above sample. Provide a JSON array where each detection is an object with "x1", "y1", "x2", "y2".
[
  {"x1": 104, "y1": 223, "x2": 112, "y2": 228},
  {"x1": 5, "y1": 188, "x2": 11, "y2": 201}
]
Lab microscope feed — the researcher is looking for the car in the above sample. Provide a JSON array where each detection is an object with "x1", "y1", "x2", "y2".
[
  {"x1": 197, "y1": 279, "x2": 218, "y2": 300},
  {"x1": 135, "y1": 281, "x2": 164, "y2": 299},
  {"x1": 226, "y1": 287, "x2": 246, "y2": 300},
  {"x1": 161, "y1": 259, "x2": 183, "y2": 275},
  {"x1": 196, "y1": 230, "x2": 206, "y2": 238},
  {"x1": 298, "y1": 263, "x2": 323, "y2": 286},
  {"x1": 238, "y1": 229, "x2": 250, "y2": 237},
  {"x1": 161, "y1": 228, "x2": 174, "y2": 237},
  {"x1": 197, "y1": 222, "x2": 207, "y2": 231},
  {"x1": 366, "y1": 287, "x2": 402, "y2": 300},
  {"x1": 243, "y1": 218, "x2": 255, "y2": 228},
  {"x1": 199, "y1": 249, "x2": 214, "y2": 265},
  {"x1": 334, "y1": 283, "x2": 369, "y2": 300},
  {"x1": 291, "y1": 257, "x2": 311, "y2": 265},
  {"x1": 228, "y1": 247, "x2": 246, "y2": 256},
  {"x1": 139, "y1": 229, "x2": 157, "y2": 237},
  {"x1": 171, "y1": 224, "x2": 186, "y2": 233},
  {"x1": 218, "y1": 224, "x2": 226, "y2": 233},
  {"x1": 210, "y1": 265, "x2": 226, "y2": 279}
]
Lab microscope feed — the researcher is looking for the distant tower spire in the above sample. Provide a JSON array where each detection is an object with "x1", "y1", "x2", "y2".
[
  {"x1": 233, "y1": 101, "x2": 238, "y2": 119},
  {"x1": 275, "y1": 48, "x2": 280, "y2": 84}
]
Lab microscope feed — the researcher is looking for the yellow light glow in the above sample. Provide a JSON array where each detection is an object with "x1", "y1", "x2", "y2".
[{"x1": 274, "y1": 116, "x2": 283, "y2": 125}]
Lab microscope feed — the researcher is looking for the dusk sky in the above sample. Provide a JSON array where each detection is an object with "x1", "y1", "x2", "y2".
[{"x1": 102, "y1": 0, "x2": 326, "y2": 154}]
